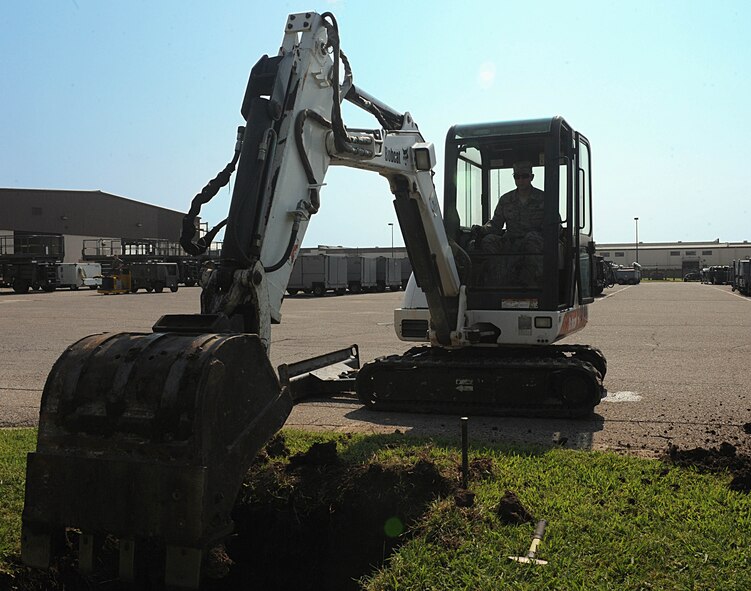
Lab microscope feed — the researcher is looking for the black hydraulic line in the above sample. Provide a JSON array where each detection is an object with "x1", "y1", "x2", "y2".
[
  {"x1": 261, "y1": 109, "x2": 332, "y2": 275},
  {"x1": 294, "y1": 109, "x2": 331, "y2": 196},
  {"x1": 320, "y1": 12, "x2": 381, "y2": 156},
  {"x1": 263, "y1": 219, "x2": 300, "y2": 273},
  {"x1": 320, "y1": 12, "x2": 349, "y2": 155},
  {"x1": 180, "y1": 126, "x2": 245, "y2": 256}
]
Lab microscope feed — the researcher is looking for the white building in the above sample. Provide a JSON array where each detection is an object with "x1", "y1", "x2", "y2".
[{"x1": 596, "y1": 239, "x2": 751, "y2": 277}]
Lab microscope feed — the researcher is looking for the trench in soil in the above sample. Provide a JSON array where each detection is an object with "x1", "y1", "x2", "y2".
[
  {"x1": 211, "y1": 440, "x2": 456, "y2": 591},
  {"x1": 3, "y1": 439, "x2": 456, "y2": 591}
]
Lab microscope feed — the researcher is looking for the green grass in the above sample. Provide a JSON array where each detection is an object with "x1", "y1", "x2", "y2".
[
  {"x1": 0, "y1": 428, "x2": 36, "y2": 569},
  {"x1": 2, "y1": 428, "x2": 750, "y2": 590}
]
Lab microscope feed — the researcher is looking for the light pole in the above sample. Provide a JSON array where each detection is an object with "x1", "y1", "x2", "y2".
[
  {"x1": 634, "y1": 217, "x2": 639, "y2": 264},
  {"x1": 388, "y1": 222, "x2": 394, "y2": 258}
]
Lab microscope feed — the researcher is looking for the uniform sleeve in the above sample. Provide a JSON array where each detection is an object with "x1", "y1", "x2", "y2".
[{"x1": 486, "y1": 192, "x2": 509, "y2": 232}]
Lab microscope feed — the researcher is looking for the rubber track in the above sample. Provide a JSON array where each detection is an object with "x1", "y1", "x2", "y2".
[{"x1": 356, "y1": 345, "x2": 606, "y2": 418}]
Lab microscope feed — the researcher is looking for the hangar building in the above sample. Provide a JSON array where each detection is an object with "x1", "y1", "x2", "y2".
[
  {"x1": 0, "y1": 188, "x2": 187, "y2": 263},
  {"x1": 596, "y1": 240, "x2": 751, "y2": 278}
]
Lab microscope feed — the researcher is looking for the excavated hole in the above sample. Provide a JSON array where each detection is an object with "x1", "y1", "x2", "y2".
[
  {"x1": 209, "y1": 439, "x2": 456, "y2": 591},
  {"x1": 4, "y1": 438, "x2": 456, "y2": 591}
]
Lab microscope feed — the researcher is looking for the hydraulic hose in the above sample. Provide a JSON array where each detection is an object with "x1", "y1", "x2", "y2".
[{"x1": 180, "y1": 126, "x2": 245, "y2": 256}]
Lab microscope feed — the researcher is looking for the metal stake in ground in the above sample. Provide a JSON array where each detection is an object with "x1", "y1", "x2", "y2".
[
  {"x1": 461, "y1": 416, "x2": 469, "y2": 489},
  {"x1": 509, "y1": 520, "x2": 548, "y2": 566}
]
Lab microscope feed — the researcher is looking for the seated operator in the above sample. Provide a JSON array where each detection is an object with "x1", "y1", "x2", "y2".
[{"x1": 471, "y1": 161, "x2": 545, "y2": 254}]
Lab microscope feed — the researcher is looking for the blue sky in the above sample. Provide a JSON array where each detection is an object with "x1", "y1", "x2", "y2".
[{"x1": 2, "y1": 1, "x2": 750, "y2": 247}]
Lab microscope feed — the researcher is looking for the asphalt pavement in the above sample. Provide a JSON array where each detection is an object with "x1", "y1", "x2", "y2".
[{"x1": 1, "y1": 281, "x2": 750, "y2": 457}]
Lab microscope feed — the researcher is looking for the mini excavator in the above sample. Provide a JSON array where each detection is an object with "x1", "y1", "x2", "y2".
[{"x1": 21, "y1": 11, "x2": 606, "y2": 587}]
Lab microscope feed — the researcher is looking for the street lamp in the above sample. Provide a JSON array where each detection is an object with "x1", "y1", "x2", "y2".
[
  {"x1": 634, "y1": 217, "x2": 639, "y2": 264},
  {"x1": 388, "y1": 222, "x2": 394, "y2": 258}
]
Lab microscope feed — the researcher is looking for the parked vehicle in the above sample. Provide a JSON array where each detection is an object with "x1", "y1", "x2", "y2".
[
  {"x1": 613, "y1": 263, "x2": 641, "y2": 285},
  {"x1": 0, "y1": 234, "x2": 63, "y2": 293},
  {"x1": 98, "y1": 273, "x2": 132, "y2": 295},
  {"x1": 346, "y1": 256, "x2": 377, "y2": 293},
  {"x1": 376, "y1": 257, "x2": 402, "y2": 292},
  {"x1": 683, "y1": 271, "x2": 701, "y2": 282},
  {"x1": 287, "y1": 253, "x2": 348, "y2": 296},
  {"x1": 128, "y1": 262, "x2": 179, "y2": 293},
  {"x1": 733, "y1": 259, "x2": 751, "y2": 296},
  {"x1": 4, "y1": 261, "x2": 58, "y2": 293},
  {"x1": 56, "y1": 263, "x2": 102, "y2": 290},
  {"x1": 704, "y1": 265, "x2": 731, "y2": 285}
]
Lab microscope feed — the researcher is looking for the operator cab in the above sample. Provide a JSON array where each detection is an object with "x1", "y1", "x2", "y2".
[{"x1": 443, "y1": 116, "x2": 595, "y2": 313}]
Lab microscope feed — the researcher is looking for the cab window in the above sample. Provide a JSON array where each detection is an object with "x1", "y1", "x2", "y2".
[{"x1": 455, "y1": 145, "x2": 482, "y2": 227}]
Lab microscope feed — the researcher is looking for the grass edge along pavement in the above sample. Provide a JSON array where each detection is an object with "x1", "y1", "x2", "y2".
[{"x1": 2, "y1": 428, "x2": 750, "y2": 590}]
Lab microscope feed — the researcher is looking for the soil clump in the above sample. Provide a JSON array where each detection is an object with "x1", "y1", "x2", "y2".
[{"x1": 666, "y1": 442, "x2": 751, "y2": 493}]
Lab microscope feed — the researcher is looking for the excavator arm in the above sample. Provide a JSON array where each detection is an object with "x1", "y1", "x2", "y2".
[
  {"x1": 185, "y1": 11, "x2": 461, "y2": 347},
  {"x1": 21, "y1": 11, "x2": 463, "y2": 588}
]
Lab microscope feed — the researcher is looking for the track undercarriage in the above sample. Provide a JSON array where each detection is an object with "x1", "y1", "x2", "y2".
[{"x1": 356, "y1": 345, "x2": 606, "y2": 418}]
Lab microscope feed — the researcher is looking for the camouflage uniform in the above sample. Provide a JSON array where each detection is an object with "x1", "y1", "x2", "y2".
[
  {"x1": 475, "y1": 186, "x2": 546, "y2": 287},
  {"x1": 482, "y1": 187, "x2": 546, "y2": 253}
]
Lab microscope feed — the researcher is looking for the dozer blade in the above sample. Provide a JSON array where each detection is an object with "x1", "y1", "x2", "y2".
[
  {"x1": 21, "y1": 330, "x2": 292, "y2": 588},
  {"x1": 277, "y1": 344, "x2": 360, "y2": 402},
  {"x1": 356, "y1": 345, "x2": 605, "y2": 418}
]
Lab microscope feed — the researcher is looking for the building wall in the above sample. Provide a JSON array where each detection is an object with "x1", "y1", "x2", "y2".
[
  {"x1": 0, "y1": 189, "x2": 185, "y2": 242},
  {"x1": 596, "y1": 241, "x2": 751, "y2": 274}
]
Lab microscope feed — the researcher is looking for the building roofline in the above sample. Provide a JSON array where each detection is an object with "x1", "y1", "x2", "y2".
[
  {"x1": 0, "y1": 188, "x2": 182, "y2": 216},
  {"x1": 598, "y1": 240, "x2": 751, "y2": 250}
]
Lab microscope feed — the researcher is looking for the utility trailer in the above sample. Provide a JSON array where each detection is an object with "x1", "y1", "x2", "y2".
[
  {"x1": 287, "y1": 253, "x2": 348, "y2": 296},
  {"x1": 705, "y1": 265, "x2": 731, "y2": 285},
  {"x1": 345, "y1": 256, "x2": 378, "y2": 293},
  {"x1": 613, "y1": 263, "x2": 641, "y2": 285},
  {"x1": 0, "y1": 234, "x2": 64, "y2": 293},
  {"x1": 56, "y1": 263, "x2": 102, "y2": 290},
  {"x1": 376, "y1": 257, "x2": 402, "y2": 292},
  {"x1": 733, "y1": 259, "x2": 751, "y2": 296}
]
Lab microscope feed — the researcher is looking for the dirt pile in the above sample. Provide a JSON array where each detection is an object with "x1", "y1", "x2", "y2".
[
  {"x1": 495, "y1": 490, "x2": 536, "y2": 525},
  {"x1": 666, "y1": 442, "x2": 751, "y2": 493}
]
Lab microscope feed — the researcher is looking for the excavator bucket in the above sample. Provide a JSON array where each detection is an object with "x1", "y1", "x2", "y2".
[{"x1": 21, "y1": 330, "x2": 291, "y2": 588}]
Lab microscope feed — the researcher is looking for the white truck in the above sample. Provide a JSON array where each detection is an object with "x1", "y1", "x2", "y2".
[{"x1": 56, "y1": 262, "x2": 102, "y2": 290}]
